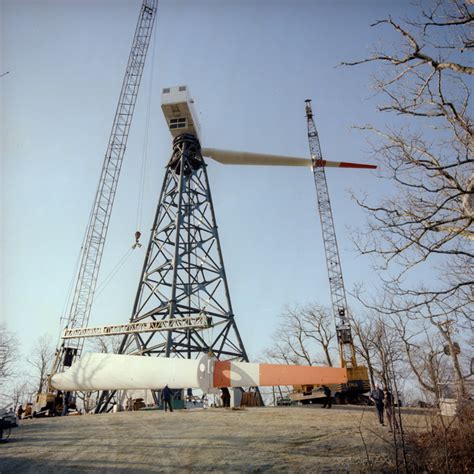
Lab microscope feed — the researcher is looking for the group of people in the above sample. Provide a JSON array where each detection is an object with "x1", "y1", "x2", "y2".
[
  {"x1": 370, "y1": 384, "x2": 398, "y2": 432},
  {"x1": 142, "y1": 383, "x2": 398, "y2": 421},
  {"x1": 160, "y1": 385, "x2": 231, "y2": 410},
  {"x1": 319, "y1": 383, "x2": 398, "y2": 433}
]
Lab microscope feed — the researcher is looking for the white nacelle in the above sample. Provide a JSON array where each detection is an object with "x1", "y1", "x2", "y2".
[{"x1": 161, "y1": 85, "x2": 201, "y2": 141}]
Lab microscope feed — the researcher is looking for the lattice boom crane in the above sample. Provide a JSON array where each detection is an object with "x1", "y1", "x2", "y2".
[
  {"x1": 51, "y1": 0, "x2": 158, "y2": 379},
  {"x1": 305, "y1": 99, "x2": 372, "y2": 396}
]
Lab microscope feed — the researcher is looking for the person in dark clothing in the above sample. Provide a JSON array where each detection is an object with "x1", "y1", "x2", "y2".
[
  {"x1": 384, "y1": 388, "x2": 398, "y2": 432},
  {"x1": 220, "y1": 387, "x2": 231, "y2": 408},
  {"x1": 370, "y1": 385, "x2": 385, "y2": 425},
  {"x1": 161, "y1": 385, "x2": 173, "y2": 412},
  {"x1": 62, "y1": 392, "x2": 70, "y2": 416},
  {"x1": 322, "y1": 385, "x2": 332, "y2": 408}
]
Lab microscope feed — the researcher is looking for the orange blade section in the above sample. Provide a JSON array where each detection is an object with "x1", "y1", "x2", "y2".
[
  {"x1": 213, "y1": 360, "x2": 347, "y2": 387},
  {"x1": 259, "y1": 364, "x2": 347, "y2": 386},
  {"x1": 213, "y1": 360, "x2": 232, "y2": 387},
  {"x1": 314, "y1": 159, "x2": 377, "y2": 169}
]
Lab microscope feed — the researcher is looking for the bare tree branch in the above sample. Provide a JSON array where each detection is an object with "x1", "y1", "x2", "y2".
[{"x1": 0, "y1": 324, "x2": 18, "y2": 385}]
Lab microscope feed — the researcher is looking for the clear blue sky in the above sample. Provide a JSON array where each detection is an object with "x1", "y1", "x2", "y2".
[{"x1": 1, "y1": 0, "x2": 417, "y2": 361}]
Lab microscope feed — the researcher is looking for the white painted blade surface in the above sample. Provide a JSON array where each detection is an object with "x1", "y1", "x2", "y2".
[
  {"x1": 51, "y1": 353, "x2": 349, "y2": 392},
  {"x1": 202, "y1": 148, "x2": 312, "y2": 167},
  {"x1": 50, "y1": 353, "x2": 212, "y2": 391},
  {"x1": 202, "y1": 148, "x2": 377, "y2": 169}
]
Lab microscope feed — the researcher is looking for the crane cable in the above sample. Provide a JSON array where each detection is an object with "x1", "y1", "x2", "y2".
[
  {"x1": 80, "y1": 13, "x2": 159, "y2": 319},
  {"x1": 135, "y1": 16, "x2": 158, "y2": 232},
  {"x1": 94, "y1": 247, "x2": 134, "y2": 301},
  {"x1": 59, "y1": 211, "x2": 96, "y2": 335},
  {"x1": 59, "y1": 237, "x2": 85, "y2": 338}
]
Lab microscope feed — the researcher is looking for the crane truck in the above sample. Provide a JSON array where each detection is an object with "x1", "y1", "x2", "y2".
[
  {"x1": 289, "y1": 100, "x2": 372, "y2": 405},
  {"x1": 33, "y1": 0, "x2": 158, "y2": 417}
]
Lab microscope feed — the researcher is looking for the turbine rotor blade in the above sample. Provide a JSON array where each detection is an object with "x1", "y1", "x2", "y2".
[
  {"x1": 202, "y1": 148, "x2": 376, "y2": 169},
  {"x1": 50, "y1": 353, "x2": 347, "y2": 391},
  {"x1": 202, "y1": 148, "x2": 311, "y2": 167}
]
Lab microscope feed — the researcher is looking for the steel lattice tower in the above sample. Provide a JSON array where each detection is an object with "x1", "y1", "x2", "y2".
[
  {"x1": 123, "y1": 133, "x2": 249, "y2": 359},
  {"x1": 97, "y1": 132, "x2": 250, "y2": 411}
]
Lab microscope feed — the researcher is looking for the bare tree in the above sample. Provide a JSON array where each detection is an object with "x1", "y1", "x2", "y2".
[
  {"x1": 0, "y1": 324, "x2": 20, "y2": 406},
  {"x1": 411, "y1": 302, "x2": 471, "y2": 398},
  {"x1": 396, "y1": 318, "x2": 448, "y2": 404},
  {"x1": 87, "y1": 335, "x2": 123, "y2": 354},
  {"x1": 343, "y1": 0, "x2": 473, "y2": 318},
  {"x1": 371, "y1": 317, "x2": 405, "y2": 389},
  {"x1": 266, "y1": 308, "x2": 313, "y2": 365},
  {"x1": 263, "y1": 304, "x2": 336, "y2": 366},
  {"x1": 350, "y1": 307, "x2": 405, "y2": 390},
  {"x1": 0, "y1": 323, "x2": 18, "y2": 384},
  {"x1": 349, "y1": 313, "x2": 377, "y2": 388},
  {"x1": 352, "y1": 282, "x2": 472, "y2": 405},
  {"x1": 9, "y1": 381, "x2": 31, "y2": 410},
  {"x1": 301, "y1": 304, "x2": 335, "y2": 366},
  {"x1": 27, "y1": 334, "x2": 55, "y2": 394}
]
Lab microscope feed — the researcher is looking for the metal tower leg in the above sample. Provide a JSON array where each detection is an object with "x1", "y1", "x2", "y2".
[{"x1": 96, "y1": 133, "x2": 251, "y2": 412}]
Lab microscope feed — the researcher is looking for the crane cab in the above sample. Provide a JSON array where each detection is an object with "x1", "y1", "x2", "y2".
[{"x1": 161, "y1": 86, "x2": 201, "y2": 142}]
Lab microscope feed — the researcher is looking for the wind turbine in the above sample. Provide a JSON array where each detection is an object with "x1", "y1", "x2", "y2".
[{"x1": 57, "y1": 86, "x2": 373, "y2": 410}]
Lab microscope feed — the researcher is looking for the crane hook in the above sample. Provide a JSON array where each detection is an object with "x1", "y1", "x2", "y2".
[{"x1": 132, "y1": 231, "x2": 142, "y2": 249}]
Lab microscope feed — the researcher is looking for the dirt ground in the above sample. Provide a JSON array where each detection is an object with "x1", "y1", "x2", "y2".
[{"x1": 0, "y1": 406, "x2": 428, "y2": 473}]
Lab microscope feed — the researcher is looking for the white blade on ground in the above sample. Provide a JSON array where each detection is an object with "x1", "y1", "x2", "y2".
[
  {"x1": 51, "y1": 353, "x2": 348, "y2": 391},
  {"x1": 50, "y1": 353, "x2": 212, "y2": 391}
]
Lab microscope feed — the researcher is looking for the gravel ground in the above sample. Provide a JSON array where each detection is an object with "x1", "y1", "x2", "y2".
[{"x1": 0, "y1": 406, "x2": 428, "y2": 473}]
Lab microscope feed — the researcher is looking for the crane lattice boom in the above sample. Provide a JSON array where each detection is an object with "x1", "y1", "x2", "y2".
[
  {"x1": 54, "y1": 0, "x2": 158, "y2": 376},
  {"x1": 305, "y1": 99, "x2": 357, "y2": 368}
]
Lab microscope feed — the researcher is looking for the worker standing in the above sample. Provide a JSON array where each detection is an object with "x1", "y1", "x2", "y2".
[
  {"x1": 161, "y1": 385, "x2": 173, "y2": 412},
  {"x1": 62, "y1": 392, "x2": 70, "y2": 416},
  {"x1": 384, "y1": 388, "x2": 398, "y2": 432},
  {"x1": 370, "y1": 384, "x2": 385, "y2": 426},
  {"x1": 322, "y1": 385, "x2": 332, "y2": 408},
  {"x1": 220, "y1": 387, "x2": 231, "y2": 408}
]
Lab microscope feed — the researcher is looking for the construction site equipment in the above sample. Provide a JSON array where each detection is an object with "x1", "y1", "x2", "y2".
[
  {"x1": 96, "y1": 85, "x2": 255, "y2": 412},
  {"x1": 132, "y1": 231, "x2": 143, "y2": 248},
  {"x1": 301, "y1": 98, "x2": 371, "y2": 403},
  {"x1": 127, "y1": 398, "x2": 146, "y2": 411},
  {"x1": 95, "y1": 87, "x2": 368, "y2": 413},
  {"x1": 51, "y1": 353, "x2": 347, "y2": 392},
  {"x1": 61, "y1": 314, "x2": 211, "y2": 340},
  {"x1": 54, "y1": 81, "x2": 372, "y2": 411},
  {"x1": 240, "y1": 391, "x2": 264, "y2": 407},
  {"x1": 31, "y1": 392, "x2": 57, "y2": 417},
  {"x1": 0, "y1": 408, "x2": 17, "y2": 442},
  {"x1": 48, "y1": 0, "x2": 158, "y2": 382},
  {"x1": 202, "y1": 103, "x2": 376, "y2": 404},
  {"x1": 30, "y1": 391, "x2": 70, "y2": 418}
]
